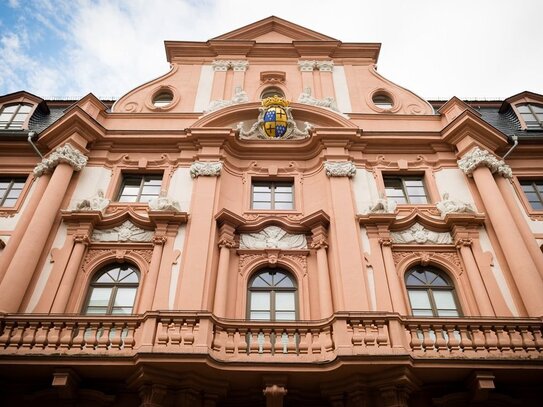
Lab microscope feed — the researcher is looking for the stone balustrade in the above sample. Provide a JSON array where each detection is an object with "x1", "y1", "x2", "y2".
[{"x1": 0, "y1": 312, "x2": 542, "y2": 361}]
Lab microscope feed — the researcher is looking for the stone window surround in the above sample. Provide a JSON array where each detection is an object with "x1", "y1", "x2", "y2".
[
  {"x1": 0, "y1": 173, "x2": 34, "y2": 216},
  {"x1": 374, "y1": 168, "x2": 441, "y2": 207},
  {"x1": 511, "y1": 175, "x2": 543, "y2": 220}
]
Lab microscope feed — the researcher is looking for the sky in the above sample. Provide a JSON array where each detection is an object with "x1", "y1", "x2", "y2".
[{"x1": 0, "y1": 0, "x2": 542, "y2": 101}]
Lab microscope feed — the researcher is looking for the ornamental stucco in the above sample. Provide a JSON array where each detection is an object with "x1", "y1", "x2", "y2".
[
  {"x1": 435, "y1": 193, "x2": 475, "y2": 218},
  {"x1": 205, "y1": 87, "x2": 249, "y2": 113},
  {"x1": 239, "y1": 226, "x2": 307, "y2": 250},
  {"x1": 390, "y1": 223, "x2": 453, "y2": 245},
  {"x1": 75, "y1": 190, "x2": 109, "y2": 212},
  {"x1": 212, "y1": 60, "x2": 248, "y2": 72},
  {"x1": 298, "y1": 88, "x2": 339, "y2": 111},
  {"x1": 190, "y1": 161, "x2": 223, "y2": 178},
  {"x1": 91, "y1": 220, "x2": 154, "y2": 242},
  {"x1": 457, "y1": 147, "x2": 513, "y2": 179},
  {"x1": 33, "y1": 143, "x2": 88, "y2": 177},
  {"x1": 324, "y1": 161, "x2": 356, "y2": 177},
  {"x1": 148, "y1": 192, "x2": 181, "y2": 212},
  {"x1": 366, "y1": 197, "x2": 397, "y2": 214}
]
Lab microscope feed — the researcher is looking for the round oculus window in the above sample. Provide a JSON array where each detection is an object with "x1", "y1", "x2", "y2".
[{"x1": 153, "y1": 91, "x2": 174, "y2": 108}]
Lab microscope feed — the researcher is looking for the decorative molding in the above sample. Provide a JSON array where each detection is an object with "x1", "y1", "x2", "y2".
[
  {"x1": 298, "y1": 88, "x2": 339, "y2": 111},
  {"x1": 324, "y1": 161, "x2": 356, "y2": 177},
  {"x1": 148, "y1": 191, "x2": 181, "y2": 212},
  {"x1": 392, "y1": 250, "x2": 463, "y2": 272},
  {"x1": 260, "y1": 71, "x2": 286, "y2": 84},
  {"x1": 33, "y1": 143, "x2": 88, "y2": 177},
  {"x1": 81, "y1": 249, "x2": 111, "y2": 272},
  {"x1": 75, "y1": 190, "x2": 109, "y2": 212},
  {"x1": 457, "y1": 147, "x2": 513, "y2": 179},
  {"x1": 239, "y1": 253, "x2": 267, "y2": 270},
  {"x1": 390, "y1": 223, "x2": 453, "y2": 245},
  {"x1": 239, "y1": 226, "x2": 307, "y2": 250},
  {"x1": 91, "y1": 220, "x2": 154, "y2": 242},
  {"x1": 190, "y1": 161, "x2": 223, "y2": 178},
  {"x1": 436, "y1": 193, "x2": 475, "y2": 218},
  {"x1": 205, "y1": 86, "x2": 249, "y2": 113},
  {"x1": 212, "y1": 59, "x2": 248, "y2": 72},
  {"x1": 298, "y1": 60, "x2": 334, "y2": 72}
]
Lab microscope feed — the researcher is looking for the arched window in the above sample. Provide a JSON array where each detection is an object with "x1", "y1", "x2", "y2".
[
  {"x1": 405, "y1": 266, "x2": 461, "y2": 317},
  {"x1": 248, "y1": 268, "x2": 297, "y2": 321},
  {"x1": 84, "y1": 264, "x2": 139, "y2": 315},
  {"x1": 260, "y1": 87, "x2": 285, "y2": 100},
  {"x1": 0, "y1": 104, "x2": 33, "y2": 129}
]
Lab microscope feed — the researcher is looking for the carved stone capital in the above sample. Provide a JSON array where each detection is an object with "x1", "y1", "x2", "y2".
[
  {"x1": 34, "y1": 143, "x2": 88, "y2": 177},
  {"x1": 298, "y1": 60, "x2": 316, "y2": 72},
  {"x1": 455, "y1": 238, "x2": 473, "y2": 248},
  {"x1": 73, "y1": 234, "x2": 90, "y2": 245},
  {"x1": 457, "y1": 147, "x2": 513, "y2": 179},
  {"x1": 310, "y1": 237, "x2": 328, "y2": 250},
  {"x1": 324, "y1": 161, "x2": 356, "y2": 177},
  {"x1": 316, "y1": 60, "x2": 334, "y2": 72},
  {"x1": 379, "y1": 238, "x2": 393, "y2": 247},
  {"x1": 263, "y1": 384, "x2": 288, "y2": 403},
  {"x1": 153, "y1": 235, "x2": 168, "y2": 245},
  {"x1": 190, "y1": 161, "x2": 222, "y2": 178},
  {"x1": 139, "y1": 384, "x2": 168, "y2": 407},
  {"x1": 211, "y1": 60, "x2": 230, "y2": 72},
  {"x1": 230, "y1": 60, "x2": 249, "y2": 72},
  {"x1": 218, "y1": 237, "x2": 237, "y2": 249}
]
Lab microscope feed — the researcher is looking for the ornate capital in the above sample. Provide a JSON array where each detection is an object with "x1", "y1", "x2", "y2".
[
  {"x1": 33, "y1": 143, "x2": 88, "y2": 177},
  {"x1": 379, "y1": 237, "x2": 393, "y2": 247},
  {"x1": 298, "y1": 60, "x2": 316, "y2": 72},
  {"x1": 310, "y1": 237, "x2": 328, "y2": 250},
  {"x1": 316, "y1": 60, "x2": 334, "y2": 72},
  {"x1": 455, "y1": 238, "x2": 472, "y2": 248},
  {"x1": 457, "y1": 147, "x2": 512, "y2": 179},
  {"x1": 190, "y1": 161, "x2": 222, "y2": 178},
  {"x1": 324, "y1": 161, "x2": 356, "y2": 177},
  {"x1": 218, "y1": 237, "x2": 237, "y2": 249},
  {"x1": 211, "y1": 60, "x2": 230, "y2": 71},
  {"x1": 152, "y1": 235, "x2": 168, "y2": 245},
  {"x1": 230, "y1": 60, "x2": 249, "y2": 72},
  {"x1": 263, "y1": 384, "x2": 288, "y2": 398},
  {"x1": 73, "y1": 234, "x2": 90, "y2": 245}
]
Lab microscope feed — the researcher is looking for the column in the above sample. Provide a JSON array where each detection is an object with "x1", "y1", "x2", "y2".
[
  {"x1": 495, "y1": 176, "x2": 543, "y2": 277},
  {"x1": 230, "y1": 60, "x2": 248, "y2": 93},
  {"x1": 213, "y1": 236, "x2": 235, "y2": 318},
  {"x1": 138, "y1": 234, "x2": 166, "y2": 312},
  {"x1": 298, "y1": 60, "x2": 316, "y2": 97},
  {"x1": 0, "y1": 173, "x2": 50, "y2": 282},
  {"x1": 316, "y1": 61, "x2": 335, "y2": 100},
  {"x1": 458, "y1": 147, "x2": 543, "y2": 316},
  {"x1": 50, "y1": 234, "x2": 89, "y2": 313},
  {"x1": 455, "y1": 238, "x2": 494, "y2": 316},
  {"x1": 325, "y1": 161, "x2": 369, "y2": 311},
  {"x1": 210, "y1": 61, "x2": 229, "y2": 102},
  {"x1": 175, "y1": 161, "x2": 222, "y2": 310},
  {"x1": 380, "y1": 239, "x2": 408, "y2": 315},
  {"x1": 0, "y1": 144, "x2": 87, "y2": 312},
  {"x1": 312, "y1": 238, "x2": 334, "y2": 318},
  {"x1": 139, "y1": 384, "x2": 167, "y2": 407},
  {"x1": 263, "y1": 384, "x2": 287, "y2": 407}
]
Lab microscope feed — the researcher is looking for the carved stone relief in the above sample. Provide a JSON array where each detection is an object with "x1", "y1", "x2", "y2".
[
  {"x1": 324, "y1": 161, "x2": 356, "y2": 177},
  {"x1": 190, "y1": 161, "x2": 223, "y2": 178},
  {"x1": 457, "y1": 147, "x2": 512, "y2": 179},
  {"x1": 82, "y1": 248, "x2": 153, "y2": 272},
  {"x1": 148, "y1": 191, "x2": 181, "y2": 212},
  {"x1": 365, "y1": 197, "x2": 397, "y2": 214},
  {"x1": 91, "y1": 220, "x2": 154, "y2": 242},
  {"x1": 390, "y1": 223, "x2": 453, "y2": 245},
  {"x1": 298, "y1": 88, "x2": 339, "y2": 111},
  {"x1": 239, "y1": 226, "x2": 307, "y2": 250},
  {"x1": 205, "y1": 86, "x2": 249, "y2": 113},
  {"x1": 435, "y1": 193, "x2": 475, "y2": 217},
  {"x1": 33, "y1": 143, "x2": 88, "y2": 177},
  {"x1": 75, "y1": 190, "x2": 110, "y2": 212},
  {"x1": 392, "y1": 250, "x2": 464, "y2": 273}
]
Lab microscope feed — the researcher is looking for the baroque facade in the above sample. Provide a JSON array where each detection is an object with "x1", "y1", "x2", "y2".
[{"x1": 1, "y1": 16, "x2": 543, "y2": 406}]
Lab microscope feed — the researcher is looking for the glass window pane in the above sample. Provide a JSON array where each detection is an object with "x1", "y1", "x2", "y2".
[
  {"x1": 408, "y1": 290, "x2": 431, "y2": 309},
  {"x1": 88, "y1": 287, "x2": 112, "y2": 307},
  {"x1": 141, "y1": 185, "x2": 161, "y2": 195},
  {"x1": 120, "y1": 270, "x2": 139, "y2": 283},
  {"x1": 253, "y1": 192, "x2": 271, "y2": 202},
  {"x1": 404, "y1": 179, "x2": 424, "y2": 187},
  {"x1": 406, "y1": 186, "x2": 426, "y2": 195},
  {"x1": 2, "y1": 105, "x2": 17, "y2": 113},
  {"x1": 517, "y1": 105, "x2": 531, "y2": 113},
  {"x1": 253, "y1": 185, "x2": 271, "y2": 192},
  {"x1": 412, "y1": 309, "x2": 433, "y2": 317},
  {"x1": 275, "y1": 311, "x2": 296, "y2": 321},
  {"x1": 274, "y1": 202, "x2": 294, "y2": 210},
  {"x1": 433, "y1": 290, "x2": 457, "y2": 309},
  {"x1": 85, "y1": 307, "x2": 108, "y2": 314},
  {"x1": 3, "y1": 198, "x2": 17, "y2": 206},
  {"x1": 408, "y1": 196, "x2": 428, "y2": 204},
  {"x1": 114, "y1": 288, "x2": 137, "y2": 307},
  {"x1": 437, "y1": 309, "x2": 459, "y2": 317},
  {"x1": 275, "y1": 292, "x2": 295, "y2": 310},
  {"x1": 252, "y1": 202, "x2": 271, "y2": 210},
  {"x1": 250, "y1": 311, "x2": 270, "y2": 320},
  {"x1": 250, "y1": 292, "x2": 270, "y2": 310},
  {"x1": 274, "y1": 185, "x2": 292, "y2": 193},
  {"x1": 531, "y1": 201, "x2": 543, "y2": 210},
  {"x1": 111, "y1": 307, "x2": 133, "y2": 315},
  {"x1": 274, "y1": 193, "x2": 292, "y2": 202},
  {"x1": 118, "y1": 195, "x2": 138, "y2": 203}
]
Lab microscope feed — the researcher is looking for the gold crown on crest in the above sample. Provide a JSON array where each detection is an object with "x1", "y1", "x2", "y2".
[{"x1": 261, "y1": 95, "x2": 290, "y2": 108}]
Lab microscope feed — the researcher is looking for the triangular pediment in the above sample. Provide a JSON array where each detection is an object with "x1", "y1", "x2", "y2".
[{"x1": 212, "y1": 16, "x2": 337, "y2": 42}]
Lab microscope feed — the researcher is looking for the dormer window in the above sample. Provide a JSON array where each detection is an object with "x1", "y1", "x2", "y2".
[
  {"x1": 517, "y1": 104, "x2": 543, "y2": 129},
  {"x1": 0, "y1": 104, "x2": 33, "y2": 130}
]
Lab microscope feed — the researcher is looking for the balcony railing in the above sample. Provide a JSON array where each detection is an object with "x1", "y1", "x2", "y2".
[{"x1": 1, "y1": 312, "x2": 542, "y2": 362}]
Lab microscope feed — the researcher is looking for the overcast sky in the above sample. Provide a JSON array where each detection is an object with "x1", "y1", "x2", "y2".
[{"x1": 1, "y1": 0, "x2": 542, "y2": 101}]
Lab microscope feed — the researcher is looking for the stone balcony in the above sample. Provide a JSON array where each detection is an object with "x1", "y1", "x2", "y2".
[{"x1": 1, "y1": 312, "x2": 542, "y2": 364}]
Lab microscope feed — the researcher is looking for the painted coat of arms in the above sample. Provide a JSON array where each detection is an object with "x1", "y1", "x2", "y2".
[{"x1": 238, "y1": 95, "x2": 313, "y2": 140}]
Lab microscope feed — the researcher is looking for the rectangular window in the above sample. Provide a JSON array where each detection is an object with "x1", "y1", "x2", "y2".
[
  {"x1": 0, "y1": 177, "x2": 26, "y2": 207},
  {"x1": 252, "y1": 181, "x2": 293, "y2": 210},
  {"x1": 520, "y1": 180, "x2": 543, "y2": 210},
  {"x1": 117, "y1": 174, "x2": 162, "y2": 203},
  {"x1": 384, "y1": 176, "x2": 428, "y2": 204}
]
